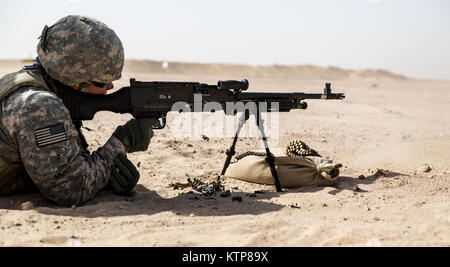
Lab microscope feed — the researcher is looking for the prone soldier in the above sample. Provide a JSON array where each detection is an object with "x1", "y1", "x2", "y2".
[{"x1": 0, "y1": 15, "x2": 154, "y2": 207}]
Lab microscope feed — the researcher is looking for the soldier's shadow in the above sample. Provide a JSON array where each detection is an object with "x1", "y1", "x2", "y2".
[
  {"x1": 327, "y1": 170, "x2": 408, "y2": 195},
  {"x1": 0, "y1": 184, "x2": 285, "y2": 218},
  {"x1": 0, "y1": 170, "x2": 408, "y2": 218}
]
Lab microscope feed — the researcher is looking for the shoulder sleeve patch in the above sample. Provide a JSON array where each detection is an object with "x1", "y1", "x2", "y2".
[{"x1": 34, "y1": 123, "x2": 68, "y2": 148}]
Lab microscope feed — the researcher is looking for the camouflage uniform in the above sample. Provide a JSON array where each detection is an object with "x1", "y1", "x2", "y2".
[
  {"x1": 0, "y1": 15, "x2": 127, "y2": 207},
  {"x1": 0, "y1": 84, "x2": 126, "y2": 206}
]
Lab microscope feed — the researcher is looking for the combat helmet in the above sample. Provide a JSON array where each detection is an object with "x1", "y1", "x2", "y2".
[{"x1": 37, "y1": 15, "x2": 124, "y2": 86}]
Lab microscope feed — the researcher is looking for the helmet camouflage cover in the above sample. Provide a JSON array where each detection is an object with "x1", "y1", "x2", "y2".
[{"x1": 37, "y1": 15, "x2": 124, "y2": 86}]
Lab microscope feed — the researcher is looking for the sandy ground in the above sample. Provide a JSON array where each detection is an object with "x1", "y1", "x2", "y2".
[{"x1": 0, "y1": 60, "x2": 449, "y2": 247}]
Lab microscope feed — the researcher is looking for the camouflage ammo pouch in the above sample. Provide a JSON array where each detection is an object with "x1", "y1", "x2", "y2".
[{"x1": 225, "y1": 150, "x2": 341, "y2": 188}]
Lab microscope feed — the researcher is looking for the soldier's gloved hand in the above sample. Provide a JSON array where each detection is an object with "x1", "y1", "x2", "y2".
[
  {"x1": 110, "y1": 153, "x2": 140, "y2": 195},
  {"x1": 112, "y1": 118, "x2": 156, "y2": 153}
]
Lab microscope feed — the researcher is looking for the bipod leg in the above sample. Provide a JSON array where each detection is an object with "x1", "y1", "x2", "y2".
[
  {"x1": 254, "y1": 106, "x2": 283, "y2": 192},
  {"x1": 220, "y1": 110, "x2": 249, "y2": 176}
]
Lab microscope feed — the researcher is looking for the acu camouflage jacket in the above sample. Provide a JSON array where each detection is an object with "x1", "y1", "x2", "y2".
[{"x1": 0, "y1": 66, "x2": 125, "y2": 206}]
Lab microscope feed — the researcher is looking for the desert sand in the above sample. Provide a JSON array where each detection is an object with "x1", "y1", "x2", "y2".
[{"x1": 0, "y1": 59, "x2": 448, "y2": 247}]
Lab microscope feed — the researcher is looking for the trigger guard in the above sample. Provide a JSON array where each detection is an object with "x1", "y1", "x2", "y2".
[{"x1": 152, "y1": 118, "x2": 166, "y2": 129}]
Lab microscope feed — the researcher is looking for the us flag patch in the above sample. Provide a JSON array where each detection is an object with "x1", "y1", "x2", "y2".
[{"x1": 34, "y1": 124, "x2": 68, "y2": 148}]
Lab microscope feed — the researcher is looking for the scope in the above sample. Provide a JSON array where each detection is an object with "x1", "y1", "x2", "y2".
[{"x1": 217, "y1": 79, "x2": 249, "y2": 93}]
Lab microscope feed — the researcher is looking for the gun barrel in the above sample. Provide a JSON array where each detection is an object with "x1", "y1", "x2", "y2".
[
  {"x1": 237, "y1": 91, "x2": 344, "y2": 102},
  {"x1": 303, "y1": 92, "x2": 345, "y2": 100}
]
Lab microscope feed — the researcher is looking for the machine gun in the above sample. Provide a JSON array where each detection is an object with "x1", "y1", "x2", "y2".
[{"x1": 55, "y1": 78, "x2": 345, "y2": 192}]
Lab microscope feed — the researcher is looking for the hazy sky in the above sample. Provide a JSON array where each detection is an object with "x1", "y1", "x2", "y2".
[{"x1": 1, "y1": 0, "x2": 449, "y2": 80}]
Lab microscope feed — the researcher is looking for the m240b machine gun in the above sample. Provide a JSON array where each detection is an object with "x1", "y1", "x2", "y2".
[{"x1": 57, "y1": 78, "x2": 345, "y2": 192}]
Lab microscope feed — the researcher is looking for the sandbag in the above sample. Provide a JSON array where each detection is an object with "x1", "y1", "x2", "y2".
[{"x1": 225, "y1": 151, "x2": 341, "y2": 188}]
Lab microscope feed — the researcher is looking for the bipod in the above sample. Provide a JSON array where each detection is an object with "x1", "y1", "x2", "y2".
[{"x1": 220, "y1": 107, "x2": 283, "y2": 192}]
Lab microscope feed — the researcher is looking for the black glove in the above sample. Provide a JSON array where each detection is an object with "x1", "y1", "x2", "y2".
[
  {"x1": 110, "y1": 153, "x2": 140, "y2": 195},
  {"x1": 112, "y1": 118, "x2": 156, "y2": 153}
]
